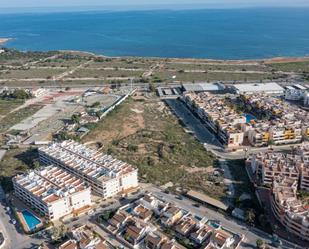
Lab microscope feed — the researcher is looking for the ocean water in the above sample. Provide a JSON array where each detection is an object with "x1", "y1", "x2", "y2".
[{"x1": 0, "y1": 8, "x2": 309, "y2": 59}]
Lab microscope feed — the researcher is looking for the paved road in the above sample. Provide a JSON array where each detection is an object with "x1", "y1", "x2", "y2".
[
  {"x1": 165, "y1": 98, "x2": 303, "y2": 160},
  {"x1": 0, "y1": 187, "x2": 44, "y2": 249},
  {"x1": 144, "y1": 185, "x2": 304, "y2": 249},
  {"x1": 165, "y1": 98, "x2": 223, "y2": 147}
]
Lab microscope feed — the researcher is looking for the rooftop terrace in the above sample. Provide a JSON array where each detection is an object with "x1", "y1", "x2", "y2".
[
  {"x1": 40, "y1": 140, "x2": 136, "y2": 181},
  {"x1": 14, "y1": 165, "x2": 87, "y2": 203}
]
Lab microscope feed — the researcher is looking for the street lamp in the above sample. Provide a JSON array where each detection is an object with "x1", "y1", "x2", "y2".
[{"x1": 244, "y1": 147, "x2": 249, "y2": 159}]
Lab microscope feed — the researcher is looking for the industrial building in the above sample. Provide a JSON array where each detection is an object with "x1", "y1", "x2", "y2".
[
  {"x1": 182, "y1": 82, "x2": 226, "y2": 93},
  {"x1": 232, "y1": 82, "x2": 284, "y2": 95}
]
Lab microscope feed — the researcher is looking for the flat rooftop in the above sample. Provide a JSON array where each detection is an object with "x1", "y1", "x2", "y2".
[
  {"x1": 182, "y1": 83, "x2": 225, "y2": 92},
  {"x1": 233, "y1": 82, "x2": 284, "y2": 93},
  {"x1": 14, "y1": 165, "x2": 88, "y2": 204},
  {"x1": 186, "y1": 190, "x2": 228, "y2": 211},
  {"x1": 40, "y1": 140, "x2": 137, "y2": 182}
]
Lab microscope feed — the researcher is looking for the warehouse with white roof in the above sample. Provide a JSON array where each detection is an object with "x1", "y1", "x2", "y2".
[{"x1": 232, "y1": 82, "x2": 284, "y2": 95}]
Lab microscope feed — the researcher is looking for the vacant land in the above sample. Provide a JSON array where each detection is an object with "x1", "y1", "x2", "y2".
[
  {"x1": 0, "y1": 104, "x2": 42, "y2": 132},
  {"x1": 68, "y1": 68, "x2": 143, "y2": 79},
  {"x1": 152, "y1": 70, "x2": 275, "y2": 82},
  {"x1": 0, "y1": 49, "x2": 308, "y2": 86},
  {"x1": 0, "y1": 68, "x2": 67, "y2": 79},
  {"x1": 268, "y1": 61, "x2": 309, "y2": 73},
  {"x1": 0, "y1": 99, "x2": 24, "y2": 116},
  {"x1": 0, "y1": 49, "x2": 58, "y2": 66},
  {"x1": 0, "y1": 148, "x2": 39, "y2": 192},
  {"x1": 82, "y1": 95, "x2": 227, "y2": 200},
  {"x1": 164, "y1": 62, "x2": 271, "y2": 72}
]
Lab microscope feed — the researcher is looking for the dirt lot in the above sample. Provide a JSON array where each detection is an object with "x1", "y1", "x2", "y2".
[
  {"x1": 83, "y1": 95, "x2": 226, "y2": 200},
  {"x1": 0, "y1": 104, "x2": 42, "y2": 133}
]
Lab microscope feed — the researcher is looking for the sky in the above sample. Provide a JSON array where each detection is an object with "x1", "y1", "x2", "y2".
[{"x1": 1, "y1": 0, "x2": 309, "y2": 9}]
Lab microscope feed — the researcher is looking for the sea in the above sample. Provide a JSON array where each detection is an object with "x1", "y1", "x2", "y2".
[{"x1": 1, "y1": 8, "x2": 309, "y2": 59}]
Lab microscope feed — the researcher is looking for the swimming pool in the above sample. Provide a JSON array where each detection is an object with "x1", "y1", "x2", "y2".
[
  {"x1": 207, "y1": 220, "x2": 221, "y2": 229},
  {"x1": 244, "y1": 113, "x2": 256, "y2": 123},
  {"x1": 21, "y1": 210, "x2": 41, "y2": 231}
]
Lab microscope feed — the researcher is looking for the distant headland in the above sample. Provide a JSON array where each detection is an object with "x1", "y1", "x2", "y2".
[{"x1": 0, "y1": 38, "x2": 11, "y2": 45}]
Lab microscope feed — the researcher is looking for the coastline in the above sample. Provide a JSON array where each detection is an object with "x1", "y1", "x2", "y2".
[
  {"x1": 60, "y1": 49, "x2": 309, "y2": 64},
  {"x1": 2, "y1": 46, "x2": 309, "y2": 63},
  {"x1": 0, "y1": 38, "x2": 11, "y2": 45}
]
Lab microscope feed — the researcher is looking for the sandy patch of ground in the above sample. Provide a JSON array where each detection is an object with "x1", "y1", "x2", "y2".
[
  {"x1": 185, "y1": 166, "x2": 214, "y2": 173},
  {"x1": 131, "y1": 108, "x2": 143, "y2": 114},
  {"x1": 264, "y1": 57, "x2": 309, "y2": 64}
]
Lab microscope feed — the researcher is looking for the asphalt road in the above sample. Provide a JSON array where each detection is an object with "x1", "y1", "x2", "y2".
[
  {"x1": 165, "y1": 98, "x2": 303, "y2": 160},
  {"x1": 144, "y1": 185, "x2": 304, "y2": 249},
  {"x1": 0, "y1": 187, "x2": 44, "y2": 249},
  {"x1": 165, "y1": 98, "x2": 223, "y2": 147}
]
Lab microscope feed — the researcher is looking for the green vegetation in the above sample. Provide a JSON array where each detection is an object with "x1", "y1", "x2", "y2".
[
  {"x1": 0, "y1": 104, "x2": 42, "y2": 132},
  {"x1": 68, "y1": 68, "x2": 142, "y2": 79},
  {"x1": 298, "y1": 189, "x2": 309, "y2": 204},
  {"x1": 256, "y1": 239, "x2": 264, "y2": 249},
  {"x1": 83, "y1": 96, "x2": 224, "y2": 199},
  {"x1": 245, "y1": 208, "x2": 256, "y2": 225},
  {"x1": 226, "y1": 160, "x2": 253, "y2": 198},
  {"x1": 0, "y1": 48, "x2": 58, "y2": 66},
  {"x1": 97, "y1": 210, "x2": 116, "y2": 223},
  {"x1": 0, "y1": 68, "x2": 66, "y2": 79},
  {"x1": 0, "y1": 148, "x2": 39, "y2": 192},
  {"x1": 0, "y1": 99, "x2": 24, "y2": 116},
  {"x1": 0, "y1": 89, "x2": 32, "y2": 99},
  {"x1": 268, "y1": 61, "x2": 309, "y2": 73}
]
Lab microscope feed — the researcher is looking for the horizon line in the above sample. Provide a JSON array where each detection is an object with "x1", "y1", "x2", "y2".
[{"x1": 1, "y1": 4, "x2": 309, "y2": 14}]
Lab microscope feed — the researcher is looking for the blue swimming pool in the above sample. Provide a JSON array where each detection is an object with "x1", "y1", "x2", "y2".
[
  {"x1": 207, "y1": 220, "x2": 221, "y2": 229},
  {"x1": 21, "y1": 210, "x2": 41, "y2": 231},
  {"x1": 244, "y1": 113, "x2": 256, "y2": 123}
]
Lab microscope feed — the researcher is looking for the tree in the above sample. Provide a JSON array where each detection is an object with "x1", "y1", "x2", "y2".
[
  {"x1": 71, "y1": 114, "x2": 80, "y2": 124},
  {"x1": 10, "y1": 89, "x2": 31, "y2": 99},
  {"x1": 149, "y1": 83, "x2": 156, "y2": 92},
  {"x1": 127, "y1": 144, "x2": 138, "y2": 152},
  {"x1": 256, "y1": 239, "x2": 264, "y2": 249},
  {"x1": 245, "y1": 209, "x2": 256, "y2": 225},
  {"x1": 51, "y1": 225, "x2": 67, "y2": 241},
  {"x1": 32, "y1": 160, "x2": 40, "y2": 169}
]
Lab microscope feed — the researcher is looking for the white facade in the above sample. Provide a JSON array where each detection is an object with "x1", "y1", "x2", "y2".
[
  {"x1": 38, "y1": 140, "x2": 139, "y2": 198},
  {"x1": 13, "y1": 165, "x2": 92, "y2": 220}
]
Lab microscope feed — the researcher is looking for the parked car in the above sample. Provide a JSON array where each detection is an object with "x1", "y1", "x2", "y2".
[{"x1": 192, "y1": 203, "x2": 200, "y2": 208}]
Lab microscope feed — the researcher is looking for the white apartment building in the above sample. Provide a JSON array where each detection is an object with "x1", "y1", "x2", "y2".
[
  {"x1": 271, "y1": 177, "x2": 309, "y2": 241},
  {"x1": 13, "y1": 165, "x2": 91, "y2": 220},
  {"x1": 182, "y1": 92, "x2": 245, "y2": 147},
  {"x1": 38, "y1": 140, "x2": 138, "y2": 198},
  {"x1": 250, "y1": 152, "x2": 300, "y2": 185}
]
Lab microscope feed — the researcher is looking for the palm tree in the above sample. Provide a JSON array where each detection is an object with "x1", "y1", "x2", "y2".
[{"x1": 256, "y1": 239, "x2": 264, "y2": 249}]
